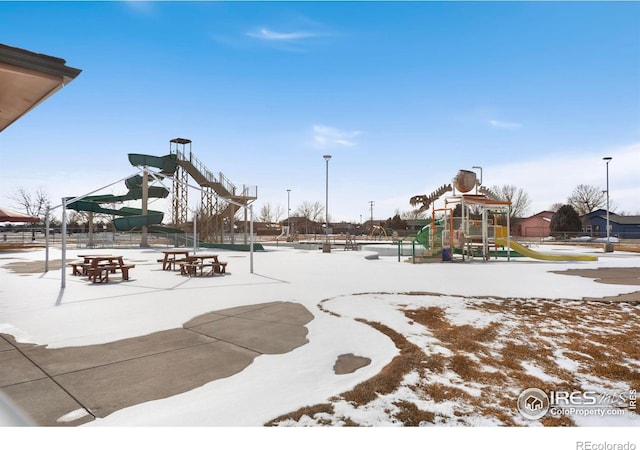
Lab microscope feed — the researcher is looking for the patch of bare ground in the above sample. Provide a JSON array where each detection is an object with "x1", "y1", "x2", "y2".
[
  {"x1": 268, "y1": 293, "x2": 639, "y2": 426},
  {"x1": 4, "y1": 259, "x2": 63, "y2": 273}
]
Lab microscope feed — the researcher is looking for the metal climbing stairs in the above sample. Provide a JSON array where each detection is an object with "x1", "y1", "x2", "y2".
[{"x1": 169, "y1": 138, "x2": 257, "y2": 225}]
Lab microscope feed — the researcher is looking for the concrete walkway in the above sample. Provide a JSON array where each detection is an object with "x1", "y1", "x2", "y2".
[{"x1": 0, "y1": 301, "x2": 313, "y2": 426}]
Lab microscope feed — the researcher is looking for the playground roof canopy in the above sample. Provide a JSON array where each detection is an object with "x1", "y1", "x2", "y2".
[
  {"x1": 0, "y1": 43, "x2": 81, "y2": 132},
  {"x1": 0, "y1": 207, "x2": 39, "y2": 223},
  {"x1": 461, "y1": 194, "x2": 511, "y2": 207}
]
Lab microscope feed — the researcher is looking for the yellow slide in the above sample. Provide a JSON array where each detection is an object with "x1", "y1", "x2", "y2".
[{"x1": 494, "y1": 238, "x2": 598, "y2": 261}]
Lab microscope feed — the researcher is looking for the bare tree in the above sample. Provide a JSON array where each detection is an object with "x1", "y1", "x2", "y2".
[
  {"x1": 257, "y1": 203, "x2": 285, "y2": 223},
  {"x1": 567, "y1": 184, "x2": 607, "y2": 216},
  {"x1": 401, "y1": 209, "x2": 427, "y2": 220},
  {"x1": 273, "y1": 204, "x2": 284, "y2": 223},
  {"x1": 548, "y1": 202, "x2": 564, "y2": 213},
  {"x1": 259, "y1": 203, "x2": 273, "y2": 223},
  {"x1": 7, "y1": 187, "x2": 50, "y2": 220},
  {"x1": 295, "y1": 201, "x2": 324, "y2": 222},
  {"x1": 490, "y1": 184, "x2": 531, "y2": 218}
]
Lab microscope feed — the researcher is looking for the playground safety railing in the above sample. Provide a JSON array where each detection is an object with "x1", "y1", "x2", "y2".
[
  {"x1": 67, "y1": 231, "x2": 192, "y2": 249},
  {"x1": 173, "y1": 146, "x2": 237, "y2": 195}
]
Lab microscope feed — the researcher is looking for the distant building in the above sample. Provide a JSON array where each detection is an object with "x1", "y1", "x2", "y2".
[
  {"x1": 406, "y1": 219, "x2": 430, "y2": 233},
  {"x1": 512, "y1": 211, "x2": 554, "y2": 238},
  {"x1": 281, "y1": 217, "x2": 323, "y2": 235},
  {"x1": 581, "y1": 209, "x2": 640, "y2": 239}
]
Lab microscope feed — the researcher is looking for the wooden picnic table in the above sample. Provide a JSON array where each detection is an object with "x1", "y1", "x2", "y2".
[
  {"x1": 159, "y1": 250, "x2": 190, "y2": 271},
  {"x1": 78, "y1": 254, "x2": 112, "y2": 263},
  {"x1": 179, "y1": 253, "x2": 228, "y2": 276},
  {"x1": 69, "y1": 255, "x2": 113, "y2": 276},
  {"x1": 69, "y1": 255, "x2": 135, "y2": 283}
]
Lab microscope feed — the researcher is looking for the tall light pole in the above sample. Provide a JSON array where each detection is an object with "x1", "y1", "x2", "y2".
[
  {"x1": 603, "y1": 156, "x2": 613, "y2": 252},
  {"x1": 369, "y1": 200, "x2": 375, "y2": 226},
  {"x1": 286, "y1": 189, "x2": 291, "y2": 238},
  {"x1": 323, "y1": 155, "x2": 332, "y2": 252}
]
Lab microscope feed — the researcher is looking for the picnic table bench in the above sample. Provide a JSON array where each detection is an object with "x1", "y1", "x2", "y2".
[
  {"x1": 159, "y1": 250, "x2": 190, "y2": 271},
  {"x1": 179, "y1": 260, "x2": 227, "y2": 277},
  {"x1": 69, "y1": 255, "x2": 135, "y2": 283}
]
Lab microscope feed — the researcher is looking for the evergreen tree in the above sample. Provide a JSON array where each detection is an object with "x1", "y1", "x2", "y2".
[
  {"x1": 550, "y1": 205, "x2": 582, "y2": 237},
  {"x1": 384, "y1": 214, "x2": 407, "y2": 231}
]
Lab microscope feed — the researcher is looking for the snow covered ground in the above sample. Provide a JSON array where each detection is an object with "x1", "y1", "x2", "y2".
[{"x1": 1, "y1": 242, "x2": 638, "y2": 448}]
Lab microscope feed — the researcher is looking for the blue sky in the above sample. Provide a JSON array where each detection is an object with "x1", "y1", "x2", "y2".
[{"x1": 1, "y1": 1, "x2": 639, "y2": 222}]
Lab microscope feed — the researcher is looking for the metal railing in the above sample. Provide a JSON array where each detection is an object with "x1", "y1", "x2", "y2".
[
  {"x1": 170, "y1": 147, "x2": 258, "y2": 200},
  {"x1": 172, "y1": 147, "x2": 237, "y2": 195}
]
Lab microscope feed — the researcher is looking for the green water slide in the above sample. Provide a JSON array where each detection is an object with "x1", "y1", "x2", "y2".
[
  {"x1": 415, "y1": 224, "x2": 430, "y2": 248},
  {"x1": 67, "y1": 154, "x2": 178, "y2": 231}
]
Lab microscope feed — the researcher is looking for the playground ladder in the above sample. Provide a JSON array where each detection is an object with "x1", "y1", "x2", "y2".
[{"x1": 344, "y1": 234, "x2": 358, "y2": 251}]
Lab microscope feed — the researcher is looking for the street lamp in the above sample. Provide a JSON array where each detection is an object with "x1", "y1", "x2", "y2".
[
  {"x1": 323, "y1": 155, "x2": 331, "y2": 252},
  {"x1": 286, "y1": 189, "x2": 291, "y2": 239},
  {"x1": 369, "y1": 200, "x2": 375, "y2": 225},
  {"x1": 603, "y1": 156, "x2": 613, "y2": 252}
]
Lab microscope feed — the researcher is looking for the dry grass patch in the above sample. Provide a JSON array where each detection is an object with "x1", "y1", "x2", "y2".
[
  {"x1": 449, "y1": 354, "x2": 507, "y2": 384},
  {"x1": 420, "y1": 382, "x2": 475, "y2": 403},
  {"x1": 268, "y1": 293, "x2": 639, "y2": 427},
  {"x1": 393, "y1": 400, "x2": 436, "y2": 426},
  {"x1": 341, "y1": 320, "x2": 426, "y2": 405},
  {"x1": 405, "y1": 306, "x2": 500, "y2": 354},
  {"x1": 265, "y1": 403, "x2": 334, "y2": 426}
]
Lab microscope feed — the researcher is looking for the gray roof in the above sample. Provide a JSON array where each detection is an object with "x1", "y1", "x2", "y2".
[{"x1": 591, "y1": 214, "x2": 640, "y2": 225}]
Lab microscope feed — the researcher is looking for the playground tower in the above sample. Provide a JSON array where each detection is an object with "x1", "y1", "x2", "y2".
[{"x1": 410, "y1": 169, "x2": 511, "y2": 261}]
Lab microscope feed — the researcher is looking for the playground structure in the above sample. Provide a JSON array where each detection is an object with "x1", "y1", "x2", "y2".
[
  {"x1": 410, "y1": 169, "x2": 598, "y2": 262},
  {"x1": 66, "y1": 138, "x2": 259, "y2": 250},
  {"x1": 369, "y1": 225, "x2": 389, "y2": 240}
]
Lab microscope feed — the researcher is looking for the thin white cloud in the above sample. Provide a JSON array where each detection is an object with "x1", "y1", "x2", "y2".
[
  {"x1": 312, "y1": 125, "x2": 362, "y2": 149},
  {"x1": 489, "y1": 119, "x2": 522, "y2": 129},
  {"x1": 485, "y1": 142, "x2": 640, "y2": 215},
  {"x1": 246, "y1": 28, "x2": 319, "y2": 41}
]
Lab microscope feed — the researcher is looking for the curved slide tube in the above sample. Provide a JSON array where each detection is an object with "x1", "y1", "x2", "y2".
[
  {"x1": 495, "y1": 238, "x2": 598, "y2": 261},
  {"x1": 67, "y1": 154, "x2": 178, "y2": 231},
  {"x1": 415, "y1": 225, "x2": 430, "y2": 248}
]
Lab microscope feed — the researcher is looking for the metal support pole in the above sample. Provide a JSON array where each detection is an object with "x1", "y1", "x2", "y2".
[
  {"x1": 287, "y1": 189, "x2": 291, "y2": 238},
  {"x1": 482, "y1": 207, "x2": 488, "y2": 261},
  {"x1": 45, "y1": 206, "x2": 50, "y2": 272},
  {"x1": 140, "y1": 167, "x2": 149, "y2": 248},
  {"x1": 61, "y1": 198, "x2": 67, "y2": 289},
  {"x1": 507, "y1": 210, "x2": 511, "y2": 262},
  {"x1": 412, "y1": 240, "x2": 415, "y2": 264},
  {"x1": 603, "y1": 156, "x2": 613, "y2": 252},
  {"x1": 323, "y1": 155, "x2": 331, "y2": 253},
  {"x1": 193, "y1": 211, "x2": 197, "y2": 254},
  {"x1": 249, "y1": 204, "x2": 254, "y2": 273}
]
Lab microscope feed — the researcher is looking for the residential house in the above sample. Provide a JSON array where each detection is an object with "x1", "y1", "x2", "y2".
[
  {"x1": 511, "y1": 211, "x2": 554, "y2": 238},
  {"x1": 281, "y1": 217, "x2": 323, "y2": 235},
  {"x1": 581, "y1": 209, "x2": 640, "y2": 239}
]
